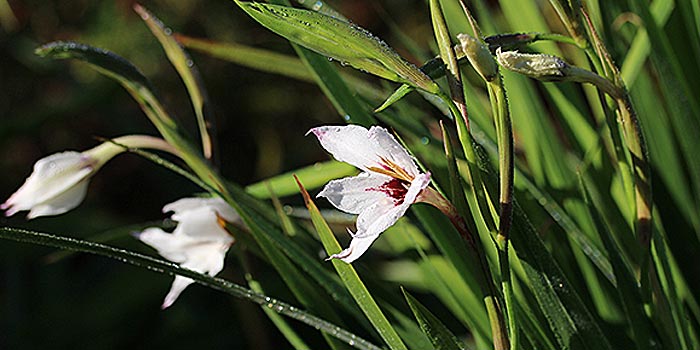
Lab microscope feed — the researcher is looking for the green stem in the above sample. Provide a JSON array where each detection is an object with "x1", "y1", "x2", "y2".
[
  {"x1": 419, "y1": 186, "x2": 509, "y2": 350},
  {"x1": 488, "y1": 78, "x2": 516, "y2": 349}
]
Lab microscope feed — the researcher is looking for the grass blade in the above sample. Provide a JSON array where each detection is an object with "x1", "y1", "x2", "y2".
[
  {"x1": 296, "y1": 176, "x2": 409, "y2": 350},
  {"x1": 233, "y1": 1, "x2": 439, "y2": 93},
  {"x1": 0, "y1": 227, "x2": 381, "y2": 350},
  {"x1": 245, "y1": 160, "x2": 356, "y2": 199},
  {"x1": 403, "y1": 288, "x2": 469, "y2": 350},
  {"x1": 134, "y1": 4, "x2": 215, "y2": 159}
]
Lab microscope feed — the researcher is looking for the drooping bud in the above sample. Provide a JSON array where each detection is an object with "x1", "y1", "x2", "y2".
[
  {"x1": 495, "y1": 48, "x2": 568, "y2": 81},
  {"x1": 495, "y1": 48, "x2": 622, "y2": 98},
  {"x1": 2, "y1": 135, "x2": 175, "y2": 219},
  {"x1": 458, "y1": 33, "x2": 499, "y2": 82}
]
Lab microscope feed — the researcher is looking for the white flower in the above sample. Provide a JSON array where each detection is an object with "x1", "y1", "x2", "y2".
[
  {"x1": 135, "y1": 197, "x2": 240, "y2": 309},
  {"x1": 309, "y1": 125, "x2": 431, "y2": 263},
  {"x1": 2, "y1": 135, "x2": 176, "y2": 219},
  {"x1": 2, "y1": 151, "x2": 100, "y2": 219}
]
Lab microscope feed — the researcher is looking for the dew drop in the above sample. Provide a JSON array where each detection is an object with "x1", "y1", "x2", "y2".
[
  {"x1": 343, "y1": 114, "x2": 351, "y2": 121},
  {"x1": 420, "y1": 136, "x2": 430, "y2": 145},
  {"x1": 186, "y1": 59, "x2": 194, "y2": 67},
  {"x1": 267, "y1": 303, "x2": 273, "y2": 308},
  {"x1": 312, "y1": 1, "x2": 323, "y2": 11},
  {"x1": 164, "y1": 28, "x2": 173, "y2": 35}
]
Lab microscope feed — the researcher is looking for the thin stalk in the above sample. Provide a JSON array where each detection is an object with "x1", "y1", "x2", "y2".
[
  {"x1": 581, "y1": 10, "x2": 653, "y2": 275},
  {"x1": 429, "y1": 3, "x2": 509, "y2": 347},
  {"x1": 546, "y1": 0, "x2": 588, "y2": 49},
  {"x1": 488, "y1": 79, "x2": 516, "y2": 350},
  {"x1": 418, "y1": 188, "x2": 509, "y2": 350},
  {"x1": 430, "y1": 0, "x2": 468, "y2": 126}
]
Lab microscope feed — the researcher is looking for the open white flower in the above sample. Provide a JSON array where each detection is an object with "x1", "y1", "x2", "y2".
[
  {"x1": 2, "y1": 135, "x2": 175, "y2": 219},
  {"x1": 309, "y1": 125, "x2": 431, "y2": 263},
  {"x1": 135, "y1": 197, "x2": 240, "y2": 309}
]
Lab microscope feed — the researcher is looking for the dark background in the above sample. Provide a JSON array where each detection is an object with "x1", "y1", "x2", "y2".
[{"x1": 0, "y1": 1, "x2": 429, "y2": 348}]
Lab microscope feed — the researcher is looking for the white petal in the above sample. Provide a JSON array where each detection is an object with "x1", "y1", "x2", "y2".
[
  {"x1": 403, "y1": 173, "x2": 432, "y2": 207},
  {"x1": 3, "y1": 152, "x2": 93, "y2": 217},
  {"x1": 171, "y1": 206, "x2": 235, "y2": 242},
  {"x1": 317, "y1": 172, "x2": 392, "y2": 214},
  {"x1": 309, "y1": 125, "x2": 421, "y2": 177},
  {"x1": 161, "y1": 276, "x2": 194, "y2": 309},
  {"x1": 356, "y1": 172, "x2": 431, "y2": 237},
  {"x1": 327, "y1": 233, "x2": 382, "y2": 263},
  {"x1": 329, "y1": 173, "x2": 431, "y2": 263},
  {"x1": 164, "y1": 197, "x2": 240, "y2": 225},
  {"x1": 159, "y1": 241, "x2": 230, "y2": 308},
  {"x1": 136, "y1": 227, "x2": 190, "y2": 263},
  {"x1": 367, "y1": 126, "x2": 420, "y2": 177},
  {"x1": 26, "y1": 179, "x2": 90, "y2": 219}
]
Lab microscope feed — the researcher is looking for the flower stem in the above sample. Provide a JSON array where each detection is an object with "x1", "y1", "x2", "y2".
[{"x1": 418, "y1": 187, "x2": 510, "y2": 350}]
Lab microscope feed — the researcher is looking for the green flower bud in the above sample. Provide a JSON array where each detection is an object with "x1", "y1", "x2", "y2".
[{"x1": 457, "y1": 33, "x2": 499, "y2": 82}]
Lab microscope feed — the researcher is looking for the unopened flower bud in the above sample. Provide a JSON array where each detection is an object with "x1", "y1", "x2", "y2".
[
  {"x1": 495, "y1": 48, "x2": 622, "y2": 98},
  {"x1": 2, "y1": 135, "x2": 175, "y2": 219},
  {"x1": 495, "y1": 48, "x2": 569, "y2": 81},
  {"x1": 458, "y1": 33, "x2": 499, "y2": 82}
]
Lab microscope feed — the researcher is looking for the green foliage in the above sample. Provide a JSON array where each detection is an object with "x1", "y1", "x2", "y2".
[{"x1": 2, "y1": 1, "x2": 698, "y2": 349}]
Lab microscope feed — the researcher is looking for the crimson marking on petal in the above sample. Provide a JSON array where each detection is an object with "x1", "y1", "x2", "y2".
[{"x1": 367, "y1": 178, "x2": 409, "y2": 204}]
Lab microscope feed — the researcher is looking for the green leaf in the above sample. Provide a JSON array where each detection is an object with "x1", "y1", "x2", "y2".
[
  {"x1": 294, "y1": 0, "x2": 346, "y2": 21},
  {"x1": 233, "y1": 1, "x2": 439, "y2": 93},
  {"x1": 0, "y1": 227, "x2": 381, "y2": 350},
  {"x1": 34, "y1": 41, "x2": 222, "y2": 192},
  {"x1": 411, "y1": 205, "x2": 491, "y2": 344},
  {"x1": 245, "y1": 161, "x2": 356, "y2": 199},
  {"x1": 124, "y1": 144, "x2": 372, "y2": 338},
  {"x1": 134, "y1": 4, "x2": 215, "y2": 159},
  {"x1": 176, "y1": 34, "x2": 385, "y2": 103},
  {"x1": 509, "y1": 202, "x2": 615, "y2": 350},
  {"x1": 403, "y1": 288, "x2": 469, "y2": 350},
  {"x1": 578, "y1": 173, "x2": 657, "y2": 350},
  {"x1": 296, "y1": 177, "x2": 409, "y2": 350},
  {"x1": 177, "y1": 34, "x2": 315, "y2": 82}
]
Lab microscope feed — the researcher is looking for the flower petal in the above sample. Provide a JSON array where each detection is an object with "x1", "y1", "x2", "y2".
[
  {"x1": 164, "y1": 197, "x2": 241, "y2": 225},
  {"x1": 328, "y1": 173, "x2": 431, "y2": 263},
  {"x1": 162, "y1": 276, "x2": 194, "y2": 309},
  {"x1": 318, "y1": 172, "x2": 393, "y2": 214},
  {"x1": 171, "y1": 206, "x2": 235, "y2": 242},
  {"x1": 160, "y1": 241, "x2": 229, "y2": 308},
  {"x1": 356, "y1": 172, "x2": 431, "y2": 237},
  {"x1": 25, "y1": 179, "x2": 90, "y2": 219},
  {"x1": 136, "y1": 227, "x2": 190, "y2": 263},
  {"x1": 309, "y1": 125, "x2": 419, "y2": 176},
  {"x1": 367, "y1": 126, "x2": 420, "y2": 177},
  {"x1": 3, "y1": 152, "x2": 93, "y2": 217},
  {"x1": 327, "y1": 233, "x2": 382, "y2": 263}
]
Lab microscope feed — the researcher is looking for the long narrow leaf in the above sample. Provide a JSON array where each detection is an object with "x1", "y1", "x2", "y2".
[
  {"x1": 403, "y1": 288, "x2": 469, "y2": 350},
  {"x1": 134, "y1": 4, "x2": 215, "y2": 159},
  {"x1": 233, "y1": 1, "x2": 439, "y2": 93},
  {"x1": 0, "y1": 227, "x2": 380, "y2": 350},
  {"x1": 296, "y1": 177, "x2": 409, "y2": 350}
]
